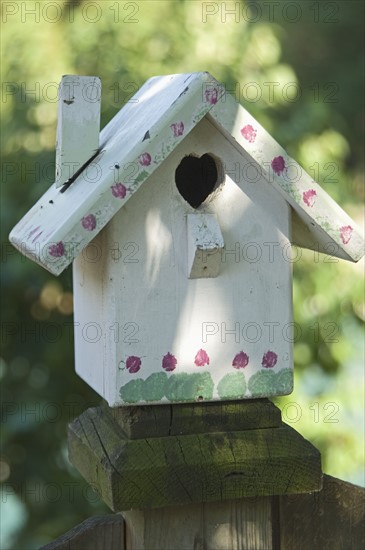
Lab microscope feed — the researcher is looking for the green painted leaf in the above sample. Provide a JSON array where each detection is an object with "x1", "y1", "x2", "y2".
[
  {"x1": 119, "y1": 379, "x2": 144, "y2": 403},
  {"x1": 165, "y1": 373, "x2": 190, "y2": 402},
  {"x1": 182, "y1": 372, "x2": 214, "y2": 401},
  {"x1": 248, "y1": 370, "x2": 276, "y2": 397},
  {"x1": 142, "y1": 372, "x2": 168, "y2": 402},
  {"x1": 217, "y1": 372, "x2": 247, "y2": 400},
  {"x1": 165, "y1": 372, "x2": 214, "y2": 402},
  {"x1": 275, "y1": 368, "x2": 293, "y2": 394}
]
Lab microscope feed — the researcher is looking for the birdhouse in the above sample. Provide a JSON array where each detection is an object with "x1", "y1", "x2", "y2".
[{"x1": 10, "y1": 72, "x2": 364, "y2": 407}]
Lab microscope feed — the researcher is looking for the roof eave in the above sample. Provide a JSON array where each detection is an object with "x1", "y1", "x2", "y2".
[
  {"x1": 207, "y1": 97, "x2": 364, "y2": 263},
  {"x1": 9, "y1": 72, "x2": 223, "y2": 275}
]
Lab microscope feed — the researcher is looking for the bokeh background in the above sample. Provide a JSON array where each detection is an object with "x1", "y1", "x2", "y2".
[{"x1": 1, "y1": 1, "x2": 364, "y2": 548}]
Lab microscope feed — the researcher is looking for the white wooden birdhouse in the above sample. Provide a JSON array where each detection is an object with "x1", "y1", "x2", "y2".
[{"x1": 10, "y1": 73, "x2": 364, "y2": 407}]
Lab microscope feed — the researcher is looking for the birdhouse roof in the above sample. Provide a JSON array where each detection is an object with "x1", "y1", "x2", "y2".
[{"x1": 10, "y1": 72, "x2": 364, "y2": 275}]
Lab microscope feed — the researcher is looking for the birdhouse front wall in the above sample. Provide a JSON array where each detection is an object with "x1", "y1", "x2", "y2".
[{"x1": 73, "y1": 117, "x2": 293, "y2": 406}]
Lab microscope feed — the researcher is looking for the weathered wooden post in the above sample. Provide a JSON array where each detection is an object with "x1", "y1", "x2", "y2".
[
  {"x1": 68, "y1": 399, "x2": 323, "y2": 549},
  {"x1": 10, "y1": 73, "x2": 365, "y2": 549}
]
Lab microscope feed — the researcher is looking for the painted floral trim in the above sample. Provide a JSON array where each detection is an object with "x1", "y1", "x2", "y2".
[
  {"x1": 162, "y1": 352, "x2": 177, "y2": 372},
  {"x1": 111, "y1": 182, "x2": 128, "y2": 198},
  {"x1": 119, "y1": 368, "x2": 294, "y2": 404},
  {"x1": 240, "y1": 124, "x2": 257, "y2": 143},
  {"x1": 248, "y1": 368, "x2": 292, "y2": 397},
  {"x1": 138, "y1": 152, "x2": 152, "y2": 166},
  {"x1": 48, "y1": 241, "x2": 65, "y2": 258},
  {"x1": 262, "y1": 351, "x2": 278, "y2": 368},
  {"x1": 153, "y1": 142, "x2": 175, "y2": 164},
  {"x1": 119, "y1": 372, "x2": 214, "y2": 404},
  {"x1": 126, "y1": 356, "x2": 142, "y2": 374},
  {"x1": 232, "y1": 351, "x2": 249, "y2": 369},
  {"x1": 271, "y1": 155, "x2": 286, "y2": 176},
  {"x1": 81, "y1": 214, "x2": 97, "y2": 231},
  {"x1": 204, "y1": 86, "x2": 218, "y2": 105},
  {"x1": 170, "y1": 121, "x2": 184, "y2": 137},
  {"x1": 194, "y1": 349, "x2": 210, "y2": 367},
  {"x1": 340, "y1": 225, "x2": 353, "y2": 245},
  {"x1": 314, "y1": 216, "x2": 333, "y2": 234},
  {"x1": 278, "y1": 181, "x2": 301, "y2": 203},
  {"x1": 303, "y1": 189, "x2": 317, "y2": 207}
]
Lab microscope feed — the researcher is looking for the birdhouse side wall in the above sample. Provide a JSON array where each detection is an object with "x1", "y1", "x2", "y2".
[{"x1": 73, "y1": 228, "x2": 117, "y2": 401}]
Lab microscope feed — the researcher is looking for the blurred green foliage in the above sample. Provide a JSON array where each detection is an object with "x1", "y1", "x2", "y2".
[{"x1": 1, "y1": 1, "x2": 364, "y2": 547}]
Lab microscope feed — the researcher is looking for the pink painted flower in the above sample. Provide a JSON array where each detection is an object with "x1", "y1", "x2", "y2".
[
  {"x1": 232, "y1": 351, "x2": 249, "y2": 369},
  {"x1": 111, "y1": 182, "x2": 127, "y2": 198},
  {"x1": 138, "y1": 152, "x2": 152, "y2": 166},
  {"x1": 262, "y1": 351, "x2": 278, "y2": 369},
  {"x1": 162, "y1": 352, "x2": 177, "y2": 372},
  {"x1": 48, "y1": 241, "x2": 65, "y2": 258},
  {"x1": 271, "y1": 156, "x2": 286, "y2": 175},
  {"x1": 81, "y1": 214, "x2": 97, "y2": 231},
  {"x1": 240, "y1": 124, "x2": 257, "y2": 143},
  {"x1": 170, "y1": 122, "x2": 184, "y2": 137},
  {"x1": 204, "y1": 87, "x2": 218, "y2": 105},
  {"x1": 303, "y1": 189, "x2": 317, "y2": 207},
  {"x1": 194, "y1": 349, "x2": 210, "y2": 367},
  {"x1": 126, "y1": 356, "x2": 141, "y2": 374},
  {"x1": 340, "y1": 225, "x2": 353, "y2": 245}
]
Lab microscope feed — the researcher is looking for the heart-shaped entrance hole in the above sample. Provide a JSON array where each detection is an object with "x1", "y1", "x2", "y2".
[{"x1": 175, "y1": 154, "x2": 218, "y2": 208}]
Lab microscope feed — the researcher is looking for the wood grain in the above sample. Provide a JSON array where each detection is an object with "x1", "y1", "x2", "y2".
[
  {"x1": 68, "y1": 402, "x2": 322, "y2": 511},
  {"x1": 108, "y1": 399, "x2": 282, "y2": 439},
  {"x1": 40, "y1": 514, "x2": 125, "y2": 550},
  {"x1": 40, "y1": 475, "x2": 365, "y2": 550},
  {"x1": 55, "y1": 75, "x2": 101, "y2": 189},
  {"x1": 124, "y1": 497, "x2": 273, "y2": 550},
  {"x1": 279, "y1": 474, "x2": 365, "y2": 550}
]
